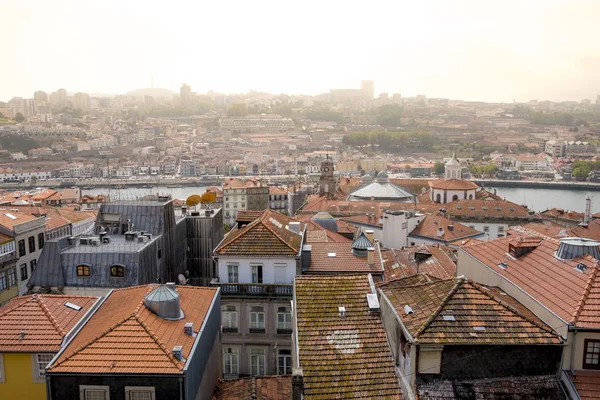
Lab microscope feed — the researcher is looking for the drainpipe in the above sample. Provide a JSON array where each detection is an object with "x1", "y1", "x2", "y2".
[
  {"x1": 179, "y1": 376, "x2": 184, "y2": 400},
  {"x1": 570, "y1": 328, "x2": 577, "y2": 376}
]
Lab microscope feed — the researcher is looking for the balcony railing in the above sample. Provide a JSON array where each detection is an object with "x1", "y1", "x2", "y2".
[
  {"x1": 249, "y1": 328, "x2": 265, "y2": 334},
  {"x1": 277, "y1": 328, "x2": 293, "y2": 335},
  {"x1": 210, "y1": 279, "x2": 293, "y2": 299},
  {"x1": 221, "y1": 327, "x2": 238, "y2": 333}
]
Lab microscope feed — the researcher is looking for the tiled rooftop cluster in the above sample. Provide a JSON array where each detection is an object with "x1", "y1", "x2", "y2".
[{"x1": 213, "y1": 375, "x2": 292, "y2": 400}]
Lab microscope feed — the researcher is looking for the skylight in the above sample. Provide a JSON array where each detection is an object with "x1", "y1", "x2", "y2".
[
  {"x1": 5, "y1": 213, "x2": 17, "y2": 220},
  {"x1": 473, "y1": 326, "x2": 486, "y2": 332},
  {"x1": 269, "y1": 217, "x2": 282, "y2": 228},
  {"x1": 443, "y1": 315, "x2": 456, "y2": 321},
  {"x1": 575, "y1": 263, "x2": 588, "y2": 272},
  {"x1": 65, "y1": 302, "x2": 82, "y2": 311},
  {"x1": 498, "y1": 262, "x2": 508, "y2": 269},
  {"x1": 328, "y1": 252, "x2": 336, "y2": 257}
]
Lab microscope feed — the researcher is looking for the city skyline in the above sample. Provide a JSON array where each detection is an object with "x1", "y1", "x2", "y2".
[{"x1": 2, "y1": 0, "x2": 600, "y2": 103}]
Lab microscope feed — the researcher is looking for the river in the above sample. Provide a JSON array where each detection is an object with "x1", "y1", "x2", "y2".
[{"x1": 82, "y1": 184, "x2": 600, "y2": 214}]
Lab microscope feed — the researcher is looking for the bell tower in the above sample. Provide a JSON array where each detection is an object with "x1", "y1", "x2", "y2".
[{"x1": 319, "y1": 157, "x2": 336, "y2": 196}]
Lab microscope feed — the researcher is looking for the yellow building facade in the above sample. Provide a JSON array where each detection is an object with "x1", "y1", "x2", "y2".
[{"x1": 0, "y1": 352, "x2": 51, "y2": 400}]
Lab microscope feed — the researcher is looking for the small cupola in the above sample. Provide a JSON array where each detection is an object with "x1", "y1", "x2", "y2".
[
  {"x1": 352, "y1": 233, "x2": 374, "y2": 257},
  {"x1": 144, "y1": 285, "x2": 184, "y2": 320}
]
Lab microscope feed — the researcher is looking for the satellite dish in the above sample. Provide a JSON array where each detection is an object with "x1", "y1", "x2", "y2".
[
  {"x1": 186, "y1": 194, "x2": 202, "y2": 207},
  {"x1": 201, "y1": 192, "x2": 217, "y2": 204},
  {"x1": 178, "y1": 274, "x2": 187, "y2": 285}
]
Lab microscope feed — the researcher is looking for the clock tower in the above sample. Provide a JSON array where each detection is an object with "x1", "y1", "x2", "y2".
[{"x1": 319, "y1": 158, "x2": 336, "y2": 196}]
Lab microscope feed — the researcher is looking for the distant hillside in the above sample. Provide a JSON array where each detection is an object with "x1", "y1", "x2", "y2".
[{"x1": 126, "y1": 88, "x2": 177, "y2": 98}]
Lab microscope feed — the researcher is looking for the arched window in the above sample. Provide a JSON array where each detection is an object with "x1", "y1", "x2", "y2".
[
  {"x1": 110, "y1": 265, "x2": 125, "y2": 277},
  {"x1": 76, "y1": 265, "x2": 91, "y2": 277},
  {"x1": 468, "y1": 194, "x2": 473, "y2": 199},
  {"x1": 452, "y1": 195, "x2": 459, "y2": 201},
  {"x1": 435, "y1": 193, "x2": 441, "y2": 203}
]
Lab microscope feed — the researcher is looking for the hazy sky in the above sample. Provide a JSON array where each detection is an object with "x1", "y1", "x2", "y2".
[{"x1": 2, "y1": 0, "x2": 599, "y2": 103}]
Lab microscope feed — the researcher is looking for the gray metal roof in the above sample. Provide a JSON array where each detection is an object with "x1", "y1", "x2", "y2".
[
  {"x1": 28, "y1": 240, "x2": 65, "y2": 288},
  {"x1": 312, "y1": 212, "x2": 338, "y2": 232},
  {"x1": 348, "y1": 181, "x2": 414, "y2": 201},
  {"x1": 352, "y1": 233, "x2": 373, "y2": 251}
]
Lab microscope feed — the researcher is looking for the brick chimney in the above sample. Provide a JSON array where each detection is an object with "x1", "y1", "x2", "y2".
[
  {"x1": 365, "y1": 229, "x2": 374, "y2": 242},
  {"x1": 367, "y1": 246, "x2": 375, "y2": 265}
]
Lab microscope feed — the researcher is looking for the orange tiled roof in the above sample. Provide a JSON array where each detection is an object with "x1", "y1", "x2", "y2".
[
  {"x1": 410, "y1": 215, "x2": 482, "y2": 242},
  {"x1": 462, "y1": 236, "x2": 600, "y2": 326},
  {"x1": 235, "y1": 210, "x2": 265, "y2": 224},
  {"x1": 295, "y1": 275, "x2": 402, "y2": 399},
  {"x1": 381, "y1": 246, "x2": 456, "y2": 281},
  {"x1": 213, "y1": 376, "x2": 292, "y2": 400},
  {"x1": 518, "y1": 222, "x2": 569, "y2": 238},
  {"x1": 379, "y1": 276, "x2": 562, "y2": 345},
  {"x1": 307, "y1": 242, "x2": 383, "y2": 274},
  {"x1": 0, "y1": 211, "x2": 38, "y2": 231},
  {"x1": 303, "y1": 220, "x2": 351, "y2": 243},
  {"x1": 49, "y1": 285, "x2": 217, "y2": 374},
  {"x1": 0, "y1": 294, "x2": 98, "y2": 352},
  {"x1": 444, "y1": 199, "x2": 530, "y2": 219},
  {"x1": 215, "y1": 210, "x2": 303, "y2": 257},
  {"x1": 428, "y1": 178, "x2": 478, "y2": 190},
  {"x1": 340, "y1": 214, "x2": 383, "y2": 228},
  {"x1": 568, "y1": 371, "x2": 600, "y2": 400}
]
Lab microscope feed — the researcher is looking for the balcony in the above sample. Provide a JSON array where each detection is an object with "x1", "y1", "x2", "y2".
[
  {"x1": 210, "y1": 279, "x2": 293, "y2": 299},
  {"x1": 221, "y1": 327, "x2": 238, "y2": 333},
  {"x1": 277, "y1": 328, "x2": 293, "y2": 335},
  {"x1": 249, "y1": 328, "x2": 265, "y2": 334}
]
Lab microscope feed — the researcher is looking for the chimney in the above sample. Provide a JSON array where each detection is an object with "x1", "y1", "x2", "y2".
[
  {"x1": 292, "y1": 368, "x2": 304, "y2": 400},
  {"x1": 365, "y1": 229, "x2": 374, "y2": 242},
  {"x1": 301, "y1": 244, "x2": 312, "y2": 272},
  {"x1": 172, "y1": 345, "x2": 183, "y2": 361},
  {"x1": 367, "y1": 246, "x2": 375, "y2": 265},
  {"x1": 583, "y1": 197, "x2": 592, "y2": 226},
  {"x1": 448, "y1": 224, "x2": 454, "y2": 232},
  {"x1": 166, "y1": 282, "x2": 177, "y2": 292},
  {"x1": 184, "y1": 322, "x2": 194, "y2": 336},
  {"x1": 338, "y1": 306, "x2": 346, "y2": 317},
  {"x1": 289, "y1": 221, "x2": 301, "y2": 235}
]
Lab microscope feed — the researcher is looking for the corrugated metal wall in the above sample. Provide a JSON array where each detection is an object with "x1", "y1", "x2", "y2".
[{"x1": 185, "y1": 209, "x2": 223, "y2": 287}]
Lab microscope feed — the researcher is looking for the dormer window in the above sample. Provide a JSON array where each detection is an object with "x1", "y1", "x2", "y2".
[
  {"x1": 110, "y1": 265, "x2": 125, "y2": 277},
  {"x1": 76, "y1": 265, "x2": 91, "y2": 277}
]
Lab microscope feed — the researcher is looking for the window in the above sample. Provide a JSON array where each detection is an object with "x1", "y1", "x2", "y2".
[
  {"x1": 277, "y1": 306, "x2": 292, "y2": 334},
  {"x1": 584, "y1": 339, "x2": 600, "y2": 369},
  {"x1": 77, "y1": 265, "x2": 91, "y2": 277},
  {"x1": 20, "y1": 263, "x2": 28, "y2": 281},
  {"x1": 8, "y1": 268, "x2": 16, "y2": 287},
  {"x1": 0, "y1": 271, "x2": 6, "y2": 291},
  {"x1": 30, "y1": 259, "x2": 36, "y2": 273},
  {"x1": 28, "y1": 236, "x2": 36, "y2": 253},
  {"x1": 79, "y1": 385, "x2": 110, "y2": 400},
  {"x1": 125, "y1": 386, "x2": 155, "y2": 400},
  {"x1": 110, "y1": 265, "x2": 125, "y2": 277},
  {"x1": 157, "y1": 249, "x2": 161, "y2": 259},
  {"x1": 250, "y1": 306, "x2": 265, "y2": 333},
  {"x1": 251, "y1": 265, "x2": 263, "y2": 284},
  {"x1": 222, "y1": 305, "x2": 238, "y2": 333},
  {"x1": 38, "y1": 233, "x2": 45, "y2": 249},
  {"x1": 223, "y1": 347, "x2": 239, "y2": 376},
  {"x1": 497, "y1": 226, "x2": 505, "y2": 233},
  {"x1": 274, "y1": 265, "x2": 287, "y2": 284},
  {"x1": 35, "y1": 353, "x2": 54, "y2": 378},
  {"x1": 18, "y1": 239, "x2": 25, "y2": 257},
  {"x1": 250, "y1": 348, "x2": 266, "y2": 376},
  {"x1": 402, "y1": 222, "x2": 407, "y2": 229},
  {"x1": 483, "y1": 226, "x2": 490, "y2": 233},
  {"x1": 278, "y1": 349, "x2": 292, "y2": 374},
  {"x1": 227, "y1": 264, "x2": 238, "y2": 283}
]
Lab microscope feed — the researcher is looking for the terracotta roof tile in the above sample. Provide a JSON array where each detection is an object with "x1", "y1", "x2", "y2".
[
  {"x1": 428, "y1": 178, "x2": 479, "y2": 190},
  {"x1": 0, "y1": 211, "x2": 38, "y2": 231},
  {"x1": 444, "y1": 199, "x2": 530, "y2": 219},
  {"x1": 379, "y1": 276, "x2": 562, "y2": 345},
  {"x1": 380, "y1": 246, "x2": 456, "y2": 281},
  {"x1": 410, "y1": 215, "x2": 482, "y2": 242},
  {"x1": 213, "y1": 376, "x2": 292, "y2": 400},
  {"x1": 49, "y1": 285, "x2": 217, "y2": 374},
  {"x1": 568, "y1": 371, "x2": 600, "y2": 400},
  {"x1": 462, "y1": 236, "x2": 600, "y2": 326},
  {"x1": 0, "y1": 294, "x2": 98, "y2": 352},
  {"x1": 307, "y1": 242, "x2": 383, "y2": 274},
  {"x1": 295, "y1": 275, "x2": 402, "y2": 399},
  {"x1": 235, "y1": 210, "x2": 265, "y2": 224},
  {"x1": 215, "y1": 210, "x2": 303, "y2": 257},
  {"x1": 303, "y1": 219, "x2": 351, "y2": 243}
]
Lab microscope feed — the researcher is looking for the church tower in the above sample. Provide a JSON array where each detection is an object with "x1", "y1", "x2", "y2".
[
  {"x1": 319, "y1": 158, "x2": 336, "y2": 196},
  {"x1": 444, "y1": 153, "x2": 462, "y2": 180}
]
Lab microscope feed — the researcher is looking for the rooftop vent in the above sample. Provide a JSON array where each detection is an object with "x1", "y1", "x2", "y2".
[
  {"x1": 338, "y1": 306, "x2": 346, "y2": 317},
  {"x1": 366, "y1": 293, "x2": 380, "y2": 313},
  {"x1": 404, "y1": 305, "x2": 414, "y2": 315},
  {"x1": 328, "y1": 252, "x2": 336, "y2": 258},
  {"x1": 184, "y1": 322, "x2": 194, "y2": 336},
  {"x1": 351, "y1": 233, "x2": 373, "y2": 257},
  {"x1": 64, "y1": 302, "x2": 82, "y2": 311},
  {"x1": 498, "y1": 262, "x2": 508, "y2": 269},
  {"x1": 575, "y1": 263, "x2": 589, "y2": 273},
  {"x1": 172, "y1": 345, "x2": 183, "y2": 361},
  {"x1": 144, "y1": 285, "x2": 184, "y2": 320},
  {"x1": 555, "y1": 237, "x2": 600, "y2": 260}
]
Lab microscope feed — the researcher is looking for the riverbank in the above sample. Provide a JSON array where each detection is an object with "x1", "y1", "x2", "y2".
[{"x1": 473, "y1": 179, "x2": 600, "y2": 191}]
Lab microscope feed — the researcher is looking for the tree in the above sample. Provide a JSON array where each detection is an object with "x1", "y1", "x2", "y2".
[
  {"x1": 30, "y1": 175, "x2": 38, "y2": 184},
  {"x1": 433, "y1": 162, "x2": 445, "y2": 176},
  {"x1": 14, "y1": 113, "x2": 25, "y2": 122},
  {"x1": 0, "y1": 112, "x2": 5, "y2": 118}
]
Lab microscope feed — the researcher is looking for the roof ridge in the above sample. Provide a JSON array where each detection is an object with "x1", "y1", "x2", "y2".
[
  {"x1": 133, "y1": 314, "x2": 183, "y2": 370},
  {"x1": 414, "y1": 278, "x2": 463, "y2": 339},
  {"x1": 258, "y1": 211, "x2": 300, "y2": 253},
  {"x1": 52, "y1": 313, "x2": 138, "y2": 369},
  {"x1": 216, "y1": 214, "x2": 264, "y2": 252},
  {"x1": 0, "y1": 296, "x2": 33, "y2": 319},
  {"x1": 250, "y1": 376, "x2": 257, "y2": 399},
  {"x1": 36, "y1": 295, "x2": 65, "y2": 337},
  {"x1": 469, "y1": 281, "x2": 560, "y2": 338},
  {"x1": 572, "y1": 263, "x2": 600, "y2": 325}
]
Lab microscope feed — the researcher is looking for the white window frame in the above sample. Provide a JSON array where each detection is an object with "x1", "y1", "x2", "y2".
[
  {"x1": 277, "y1": 307, "x2": 292, "y2": 332},
  {"x1": 251, "y1": 264, "x2": 263, "y2": 284},
  {"x1": 125, "y1": 386, "x2": 155, "y2": 400},
  {"x1": 250, "y1": 306, "x2": 265, "y2": 330},
  {"x1": 223, "y1": 346, "x2": 240, "y2": 377},
  {"x1": 33, "y1": 353, "x2": 55, "y2": 381},
  {"x1": 79, "y1": 385, "x2": 110, "y2": 400},
  {"x1": 278, "y1": 349, "x2": 292, "y2": 375},
  {"x1": 250, "y1": 347, "x2": 266, "y2": 376},
  {"x1": 227, "y1": 264, "x2": 238, "y2": 283},
  {"x1": 274, "y1": 264, "x2": 287, "y2": 284},
  {"x1": 222, "y1": 305, "x2": 238, "y2": 330}
]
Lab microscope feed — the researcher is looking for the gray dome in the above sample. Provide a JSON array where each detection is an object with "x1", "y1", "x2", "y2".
[
  {"x1": 312, "y1": 212, "x2": 338, "y2": 232},
  {"x1": 144, "y1": 285, "x2": 184, "y2": 320},
  {"x1": 361, "y1": 173, "x2": 373, "y2": 183},
  {"x1": 376, "y1": 171, "x2": 389, "y2": 183},
  {"x1": 352, "y1": 233, "x2": 373, "y2": 257}
]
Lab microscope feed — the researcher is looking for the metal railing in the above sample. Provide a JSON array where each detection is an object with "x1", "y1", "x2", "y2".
[{"x1": 210, "y1": 278, "x2": 293, "y2": 299}]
